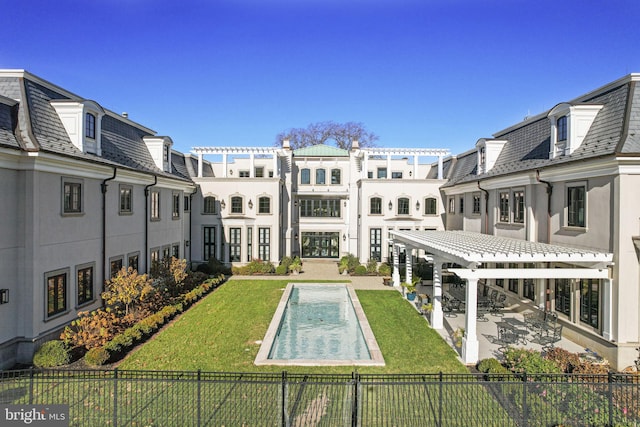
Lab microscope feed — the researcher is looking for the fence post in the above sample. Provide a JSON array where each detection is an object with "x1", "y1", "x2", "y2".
[
  {"x1": 352, "y1": 372, "x2": 359, "y2": 427},
  {"x1": 608, "y1": 372, "x2": 613, "y2": 427},
  {"x1": 28, "y1": 367, "x2": 34, "y2": 405},
  {"x1": 113, "y1": 368, "x2": 118, "y2": 427},
  {"x1": 438, "y1": 372, "x2": 443, "y2": 427},
  {"x1": 197, "y1": 369, "x2": 202, "y2": 427},
  {"x1": 281, "y1": 371, "x2": 288, "y2": 427},
  {"x1": 523, "y1": 372, "x2": 529, "y2": 427}
]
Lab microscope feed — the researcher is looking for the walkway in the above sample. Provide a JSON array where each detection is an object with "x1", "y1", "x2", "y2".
[{"x1": 231, "y1": 259, "x2": 394, "y2": 290}]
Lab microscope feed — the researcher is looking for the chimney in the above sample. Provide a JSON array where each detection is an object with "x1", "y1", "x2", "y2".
[
  {"x1": 351, "y1": 139, "x2": 359, "y2": 150},
  {"x1": 282, "y1": 139, "x2": 291, "y2": 150}
]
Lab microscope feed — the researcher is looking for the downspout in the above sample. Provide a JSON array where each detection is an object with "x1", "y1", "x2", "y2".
[
  {"x1": 188, "y1": 185, "x2": 199, "y2": 267},
  {"x1": 535, "y1": 170, "x2": 553, "y2": 244},
  {"x1": 477, "y1": 181, "x2": 489, "y2": 234},
  {"x1": 101, "y1": 168, "x2": 117, "y2": 297},
  {"x1": 144, "y1": 176, "x2": 158, "y2": 273},
  {"x1": 536, "y1": 169, "x2": 553, "y2": 311}
]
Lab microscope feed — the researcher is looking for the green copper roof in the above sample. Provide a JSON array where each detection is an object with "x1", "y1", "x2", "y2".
[{"x1": 293, "y1": 144, "x2": 350, "y2": 157}]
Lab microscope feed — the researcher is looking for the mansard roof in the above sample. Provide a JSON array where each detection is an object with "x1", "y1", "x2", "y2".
[
  {"x1": 293, "y1": 144, "x2": 350, "y2": 157},
  {"x1": 0, "y1": 71, "x2": 190, "y2": 182},
  {"x1": 444, "y1": 74, "x2": 640, "y2": 187}
]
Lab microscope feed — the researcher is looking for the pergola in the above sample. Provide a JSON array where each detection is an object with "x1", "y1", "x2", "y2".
[{"x1": 388, "y1": 230, "x2": 614, "y2": 364}]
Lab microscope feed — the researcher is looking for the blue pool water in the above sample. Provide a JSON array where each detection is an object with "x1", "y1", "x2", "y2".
[{"x1": 268, "y1": 285, "x2": 371, "y2": 360}]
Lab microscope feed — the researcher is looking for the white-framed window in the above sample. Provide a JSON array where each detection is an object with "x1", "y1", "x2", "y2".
[
  {"x1": 119, "y1": 185, "x2": 132, "y2": 214},
  {"x1": 557, "y1": 115, "x2": 568, "y2": 142},
  {"x1": 239, "y1": 170, "x2": 250, "y2": 178},
  {"x1": 183, "y1": 195, "x2": 190, "y2": 212},
  {"x1": 229, "y1": 228, "x2": 241, "y2": 262},
  {"x1": 255, "y1": 166, "x2": 264, "y2": 178},
  {"x1": 258, "y1": 196, "x2": 271, "y2": 214},
  {"x1": 85, "y1": 113, "x2": 96, "y2": 139},
  {"x1": 76, "y1": 263, "x2": 94, "y2": 306},
  {"x1": 459, "y1": 196, "x2": 464, "y2": 214},
  {"x1": 424, "y1": 197, "x2": 437, "y2": 215},
  {"x1": 46, "y1": 268, "x2": 68, "y2": 318},
  {"x1": 448, "y1": 197, "x2": 455, "y2": 214},
  {"x1": 566, "y1": 182, "x2": 586, "y2": 228},
  {"x1": 370, "y1": 228, "x2": 382, "y2": 262},
  {"x1": 377, "y1": 168, "x2": 387, "y2": 179},
  {"x1": 392, "y1": 171, "x2": 403, "y2": 179},
  {"x1": 316, "y1": 168, "x2": 326, "y2": 185},
  {"x1": 62, "y1": 178, "x2": 83, "y2": 214},
  {"x1": 172, "y1": 192, "x2": 181, "y2": 219},
  {"x1": 150, "y1": 190, "x2": 160, "y2": 220},
  {"x1": 203, "y1": 196, "x2": 216, "y2": 214},
  {"x1": 370, "y1": 197, "x2": 382, "y2": 215},
  {"x1": 247, "y1": 227, "x2": 253, "y2": 261}
]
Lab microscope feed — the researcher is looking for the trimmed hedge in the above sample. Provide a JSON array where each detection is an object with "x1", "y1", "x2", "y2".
[
  {"x1": 87, "y1": 274, "x2": 224, "y2": 365},
  {"x1": 33, "y1": 340, "x2": 70, "y2": 368}
]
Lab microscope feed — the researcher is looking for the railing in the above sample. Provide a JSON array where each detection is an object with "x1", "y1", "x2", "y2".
[{"x1": 1, "y1": 369, "x2": 639, "y2": 426}]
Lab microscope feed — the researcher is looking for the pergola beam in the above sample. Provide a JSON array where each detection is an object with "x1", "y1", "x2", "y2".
[{"x1": 447, "y1": 268, "x2": 610, "y2": 280}]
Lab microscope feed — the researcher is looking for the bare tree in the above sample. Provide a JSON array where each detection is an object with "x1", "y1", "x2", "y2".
[{"x1": 275, "y1": 121, "x2": 378, "y2": 150}]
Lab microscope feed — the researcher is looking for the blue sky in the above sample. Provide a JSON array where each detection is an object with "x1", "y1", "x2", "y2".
[{"x1": 2, "y1": 0, "x2": 640, "y2": 156}]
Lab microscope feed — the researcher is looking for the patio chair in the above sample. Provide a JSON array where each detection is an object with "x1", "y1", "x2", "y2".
[
  {"x1": 536, "y1": 323, "x2": 563, "y2": 350},
  {"x1": 496, "y1": 324, "x2": 519, "y2": 352},
  {"x1": 477, "y1": 300, "x2": 491, "y2": 321},
  {"x1": 523, "y1": 310, "x2": 545, "y2": 334},
  {"x1": 443, "y1": 297, "x2": 462, "y2": 317},
  {"x1": 490, "y1": 293, "x2": 507, "y2": 315}
]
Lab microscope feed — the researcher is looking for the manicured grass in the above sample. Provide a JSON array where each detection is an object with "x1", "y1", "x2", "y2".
[{"x1": 119, "y1": 279, "x2": 466, "y2": 374}]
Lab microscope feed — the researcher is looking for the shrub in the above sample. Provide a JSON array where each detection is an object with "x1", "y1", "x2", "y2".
[
  {"x1": 354, "y1": 265, "x2": 367, "y2": 275},
  {"x1": 33, "y1": 340, "x2": 70, "y2": 368},
  {"x1": 544, "y1": 347, "x2": 581, "y2": 373},
  {"x1": 572, "y1": 361, "x2": 610, "y2": 376},
  {"x1": 245, "y1": 259, "x2": 275, "y2": 274},
  {"x1": 339, "y1": 254, "x2": 360, "y2": 274},
  {"x1": 279, "y1": 256, "x2": 293, "y2": 271},
  {"x1": 478, "y1": 358, "x2": 510, "y2": 381},
  {"x1": 275, "y1": 265, "x2": 287, "y2": 275},
  {"x1": 378, "y1": 263, "x2": 391, "y2": 276},
  {"x1": 84, "y1": 347, "x2": 110, "y2": 366},
  {"x1": 366, "y1": 259, "x2": 378, "y2": 274},
  {"x1": 60, "y1": 309, "x2": 123, "y2": 350},
  {"x1": 503, "y1": 348, "x2": 561, "y2": 374}
]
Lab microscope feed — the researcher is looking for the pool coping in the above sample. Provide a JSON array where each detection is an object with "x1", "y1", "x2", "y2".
[{"x1": 254, "y1": 282, "x2": 386, "y2": 366}]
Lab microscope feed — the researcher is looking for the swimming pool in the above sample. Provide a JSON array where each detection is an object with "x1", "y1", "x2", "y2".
[{"x1": 254, "y1": 283, "x2": 385, "y2": 366}]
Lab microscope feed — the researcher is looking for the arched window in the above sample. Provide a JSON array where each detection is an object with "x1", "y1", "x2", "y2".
[
  {"x1": 203, "y1": 196, "x2": 216, "y2": 214},
  {"x1": 397, "y1": 197, "x2": 410, "y2": 215},
  {"x1": 424, "y1": 197, "x2": 437, "y2": 215},
  {"x1": 85, "y1": 113, "x2": 96, "y2": 139},
  {"x1": 231, "y1": 196, "x2": 243, "y2": 214},
  {"x1": 316, "y1": 168, "x2": 326, "y2": 185},
  {"x1": 258, "y1": 196, "x2": 271, "y2": 214},
  {"x1": 370, "y1": 197, "x2": 382, "y2": 215}
]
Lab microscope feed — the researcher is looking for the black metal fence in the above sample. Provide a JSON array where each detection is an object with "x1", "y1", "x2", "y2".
[{"x1": 1, "y1": 369, "x2": 639, "y2": 426}]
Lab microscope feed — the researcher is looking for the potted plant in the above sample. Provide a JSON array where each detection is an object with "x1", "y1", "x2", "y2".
[
  {"x1": 453, "y1": 327, "x2": 465, "y2": 348},
  {"x1": 401, "y1": 282, "x2": 416, "y2": 301},
  {"x1": 289, "y1": 257, "x2": 302, "y2": 275},
  {"x1": 421, "y1": 302, "x2": 433, "y2": 316}
]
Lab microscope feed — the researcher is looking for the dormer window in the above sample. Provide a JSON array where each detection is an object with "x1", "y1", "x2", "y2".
[
  {"x1": 557, "y1": 115, "x2": 567, "y2": 142},
  {"x1": 548, "y1": 103, "x2": 603, "y2": 159},
  {"x1": 142, "y1": 136, "x2": 173, "y2": 172},
  {"x1": 85, "y1": 113, "x2": 96, "y2": 139},
  {"x1": 476, "y1": 138, "x2": 507, "y2": 175},
  {"x1": 50, "y1": 100, "x2": 104, "y2": 155}
]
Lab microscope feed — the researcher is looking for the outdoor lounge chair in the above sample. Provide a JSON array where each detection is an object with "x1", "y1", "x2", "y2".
[
  {"x1": 490, "y1": 293, "x2": 507, "y2": 315},
  {"x1": 536, "y1": 323, "x2": 563, "y2": 350}
]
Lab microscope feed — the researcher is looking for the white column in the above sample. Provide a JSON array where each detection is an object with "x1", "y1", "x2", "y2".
[
  {"x1": 222, "y1": 153, "x2": 228, "y2": 178},
  {"x1": 431, "y1": 258, "x2": 444, "y2": 329},
  {"x1": 602, "y1": 278, "x2": 613, "y2": 341},
  {"x1": 413, "y1": 155, "x2": 418, "y2": 180},
  {"x1": 437, "y1": 156, "x2": 443, "y2": 179},
  {"x1": 273, "y1": 153, "x2": 278, "y2": 177},
  {"x1": 462, "y1": 278, "x2": 480, "y2": 365},
  {"x1": 386, "y1": 154, "x2": 391, "y2": 179},
  {"x1": 197, "y1": 152, "x2": 203, "y2": 178},
  {"x1": 405, "y1": 246, "x2": 412, "y2": 285},
  {"x1": 392, "y1": 244, "x2": 401, "y2": 287},
  {"x1": 250, "y1": 153, "x2": 255, "y2": 178},
  {"x1": 363, "y1": 155, "x2": 368, "y2": 179}
]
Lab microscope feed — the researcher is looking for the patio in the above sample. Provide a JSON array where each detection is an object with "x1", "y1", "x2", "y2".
[{"x1": 413, "y1": 282, "x2": 588, "y2": 363}]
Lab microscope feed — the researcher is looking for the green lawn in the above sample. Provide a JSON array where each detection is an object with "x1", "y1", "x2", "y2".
[{"x1": 119, "y1": 279, "x2": 467, "y2": 374}]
